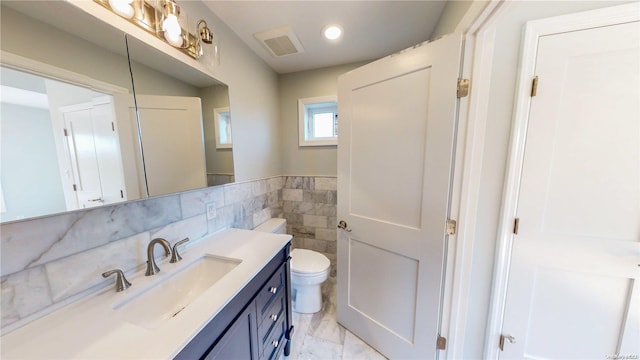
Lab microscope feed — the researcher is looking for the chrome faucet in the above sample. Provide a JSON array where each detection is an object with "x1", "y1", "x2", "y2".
[
  {"x1": 102, "y1": 269, "x2": 131, "y2": 292},
  {"x1": 145, "y1": 238, "x2": 172, "y2": 276},
  {"x1": 170, "y1": 237, "x2": 190, "y2": 263}
]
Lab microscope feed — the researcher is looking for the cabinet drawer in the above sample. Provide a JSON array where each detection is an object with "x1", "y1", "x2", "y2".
[
  {"x1": 260, "y1": 315, "x2": 286, "y2": 360},
  {"x1": 255, "y1": 265, "x2": 286, "y2": 323},
  {"x1": 257, "y1": 292, "x2": 285, "y2": 353}
]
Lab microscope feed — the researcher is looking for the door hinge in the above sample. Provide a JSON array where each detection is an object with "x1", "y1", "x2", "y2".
[
  {"x1": 499, "y1": 334, "x2": 515, "y2": 351},
  {"x1": 436, "y1": 335, "x2": 447, "y2": 350},
  {"x1": 72, "y1": 184, "x2": 77, "y2": 191},
  {"x1": 63, "y1": 129, "x2": 69, "y2": 137},
  {"x1": 531, "y1": 76, "x2": 539, "y2": 97},
  {"x1": 111, "y1": 122, "x2": 115, "y2": 132},
  {"x1": 513, "y1": 218, "x2": 520, "y2": 235},
  {"x1": 120, "y1": 190, "x2": 124, "y2": 198},
  {"x1": 446, "y1": 219, "x2": 457, "y2": 235},
  {"x1": 457, "y1": 79, "x2": 470, "y2": 98}
]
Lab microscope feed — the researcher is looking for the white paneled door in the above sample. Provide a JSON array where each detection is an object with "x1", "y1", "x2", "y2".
[
  {"x1": 337, "y1": 34, "x2": 462, "y2": 359},
  {"x1": 500, "y1": 17, "x2": 640, "y2": 359},
  {"x1": 134, "y1": 95, "x2": 207, "y2": 197},
  {"x1": 61, "y1": 98, "x2": 126, "y2": 209}
]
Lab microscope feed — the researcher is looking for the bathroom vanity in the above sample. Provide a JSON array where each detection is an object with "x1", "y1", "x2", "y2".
[
  {"x1": 176, "y1": 237, "x2": 292, "y2": 359},
  {"x1": 0, "y1": 229, "x2": 293, "y2": 359}
]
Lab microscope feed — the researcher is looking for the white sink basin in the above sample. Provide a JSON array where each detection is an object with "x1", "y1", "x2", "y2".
[{"x1": 112, "y1": 254, "x2": 241, "y2": 329}]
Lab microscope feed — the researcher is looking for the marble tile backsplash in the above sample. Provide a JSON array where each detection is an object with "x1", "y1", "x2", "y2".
[
  {"x1": 0, "y1": 176, "x2": 284, "y2": 333},
  {"x1": 0, "y1": 175, "x2": 336, "y2": 334},
  {"x1": 282, "y1": 176, "x2": 338, "y2": 276}
]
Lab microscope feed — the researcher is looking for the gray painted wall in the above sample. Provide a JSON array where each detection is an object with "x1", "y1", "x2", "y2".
[
  {"x1": 1, "y1": 6, "x2": 134, "y2": 93},
  {"x1": 201, "y1": 85, "x2": 235, "y2": 175},
  {"x1": 179, "y1": 1, "x2": 282, "y2": 181},
  {"x1": 430, "y1": 0, "x2": 473, "y2": 39},
  {"x1": 278, "y1": 62, "x2": 367, "y2": 176},
  {"x1": 1, "y1": 104, "x2": 66, "y2": 221}
]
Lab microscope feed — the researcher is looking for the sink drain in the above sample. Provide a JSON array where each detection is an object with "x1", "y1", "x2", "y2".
[{"x1": 172, "y1": 306, "x2": 187, "y2": 318}]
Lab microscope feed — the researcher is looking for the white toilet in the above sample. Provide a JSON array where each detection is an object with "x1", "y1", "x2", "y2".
[{"x1": 253, "y1": 218, "x2": 331, "y2": 314}]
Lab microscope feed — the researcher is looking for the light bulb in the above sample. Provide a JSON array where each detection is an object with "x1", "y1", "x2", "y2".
[
  {"x1": 323, "y1": 25, "x2": 343, "y2": 40},
  {"x1": 109, "y1": 0, "x2": 134, "y2": 19},
  {"x1": 162, "y1": 14, "x2": 183, "y2": 47}
]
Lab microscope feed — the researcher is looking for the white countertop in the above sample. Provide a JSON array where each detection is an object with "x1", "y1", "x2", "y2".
[{"x1": 1, "y1": 228, "x2": 291, "y2": 359}]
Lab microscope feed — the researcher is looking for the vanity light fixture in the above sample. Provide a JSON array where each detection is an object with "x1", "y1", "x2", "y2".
[
  {"x1": 198, "y1": 20, "x2": 213, "y2": 44},
  {"x1": 322, "y1": 24, "x2": 343, "y2": 40},
  {"x1": 108, "y1": 0, "x2": 135, "y2": 19},
  {"x1": 196, "y1": 19, "x2": 220, "y2": 65},
  {"x1": 160, "y1": 0, "x2": 184, "y2": 47},
  {"x1": 94, "y1": 0, "x2": 219, "y2": 63}
]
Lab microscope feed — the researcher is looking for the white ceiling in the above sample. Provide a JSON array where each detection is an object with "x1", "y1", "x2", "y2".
[{"x1": 203, "y1": 1, "x2": 448, "y2": 74}]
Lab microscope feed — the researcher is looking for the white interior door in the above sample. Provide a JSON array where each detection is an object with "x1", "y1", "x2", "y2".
[
  {"x1": 500, "y1": 19, "x2": 640, "y2": 359},
  {"x1": 134, "y1": 95, "x2": 207, "y2": 197},
  {"x1": 62, "y1": 99, "x2": 127, "y2": 209},
  {"x1": 91, "y1": 99, "x2": 127, "y2": 204},
  {"x1": 63, "y1": 106, "x2": 104, "y2": 209},
  {"x1": 337, "y1": 35, "x2": 462, "y2": 359}
]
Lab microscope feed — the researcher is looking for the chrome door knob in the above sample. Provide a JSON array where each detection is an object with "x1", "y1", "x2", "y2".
[{"x1": 337, "y1": 220, "x2": 352, "y2": 232}]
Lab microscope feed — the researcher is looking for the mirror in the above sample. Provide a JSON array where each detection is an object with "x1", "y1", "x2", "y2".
[
  {"x1": 0, "y1": 1, "x2": 140, "y2": 222},
  {"x1": 0, "y1": 1, "x2": 234, "y2": 222},
  {"x1": 0, "y1": 65, "x2": 144, "y2": 221},
  {"x1": 126, "y1": 35, "x2": 234, "y2": 194}
]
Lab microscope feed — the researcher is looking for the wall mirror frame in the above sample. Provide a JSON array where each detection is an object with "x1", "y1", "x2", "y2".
[{"x1": 0, "y1": 1, "x2": 235, "y2": 224}]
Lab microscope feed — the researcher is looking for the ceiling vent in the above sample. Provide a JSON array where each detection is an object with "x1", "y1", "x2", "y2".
[{"x1": 254, "y1": 25, "x2": 304, "y2": 57}]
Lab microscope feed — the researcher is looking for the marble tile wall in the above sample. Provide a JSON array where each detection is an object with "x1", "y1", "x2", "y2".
[
  {"x1": 0, "y1": 177, "x2": 283, "y2": 333},
  {"x1": 207, "y1": 174, "x2": 236, "y2": 186},
  {"x1": 0, "y1": 175, "x2": 338, "y2": 334},
  {"x1": 282, "y1": 176, "x2": 338, "y2": 276}
]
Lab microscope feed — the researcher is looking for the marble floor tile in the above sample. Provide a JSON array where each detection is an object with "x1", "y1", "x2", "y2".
[
  {"x1": 342, "y1": 332, "x2": 387, "y2": 360},
  {"x1": 296, "y1": 335, "x2": 344, "y2": 360},
  {"x1": 286, "y1": 276, "x2": 386, "y2": 360}
]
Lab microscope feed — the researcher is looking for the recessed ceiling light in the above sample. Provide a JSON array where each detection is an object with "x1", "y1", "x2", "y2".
[{"x1": 323, "y1": 24, "x2": 343, "y2": 40}]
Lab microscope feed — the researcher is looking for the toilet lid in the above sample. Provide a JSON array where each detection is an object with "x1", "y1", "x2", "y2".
[{"x1": 291, "y1": 249, "x2": 330, "y2": 274}]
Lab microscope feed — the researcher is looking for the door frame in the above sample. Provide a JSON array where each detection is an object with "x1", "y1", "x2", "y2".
[
  {"x1": 438, "y1": 1, "x2": 512, "y2": 358},
  {"x1": 480, "y1": 3, "x2": 640, "y2": 359}
]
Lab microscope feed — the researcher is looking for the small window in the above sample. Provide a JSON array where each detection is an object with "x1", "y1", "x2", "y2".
[
  {"x1": 298, "y1": 96, "x2": 338, "y2": 146},
  {"x1": 214, "y1": 107, "x2": 232, "y2": 149}
]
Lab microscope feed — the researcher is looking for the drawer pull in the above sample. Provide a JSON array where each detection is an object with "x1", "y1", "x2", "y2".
[
  {"x1": 272, "y1": 340, "x2": 279, "y2": 348},
  {"x1": 270, "y1": 314, "x2": 278, "y2": 322},
  {"x1": 269, "y1": 286, "x2": 277, "y2": 294}
]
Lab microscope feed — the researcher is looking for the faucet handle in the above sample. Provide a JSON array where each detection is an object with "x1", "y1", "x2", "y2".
[
  {"x1": 102, "y1": 269, "x2": 131, "y2": 292},
  {"x1": 170, "y1": 237, "x2": 190, "y2": 263}
]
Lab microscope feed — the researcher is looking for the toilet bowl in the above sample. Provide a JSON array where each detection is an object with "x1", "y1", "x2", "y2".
[
  {"x1": 289, "y1": 248, "x2": 330, "y2": 313},
  {"x1": 253, "y1": 218, "x2": 331, "y2": 314}
]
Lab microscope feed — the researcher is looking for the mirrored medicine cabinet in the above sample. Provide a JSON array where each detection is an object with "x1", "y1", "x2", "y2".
[{"x1": 0, "y1": 1, "x2": 234, "y2": 223}]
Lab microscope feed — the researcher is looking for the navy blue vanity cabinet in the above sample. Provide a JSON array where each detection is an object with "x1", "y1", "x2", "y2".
[
  {"x1": 256, "y1": 265, "x2": 288, "y2": 359},
  {"x1": 175, "y1": 244, "x2": 293, "y2": 360},
  {"x1": 203, "y1": 304, "x2": 258, "y2": 360}
]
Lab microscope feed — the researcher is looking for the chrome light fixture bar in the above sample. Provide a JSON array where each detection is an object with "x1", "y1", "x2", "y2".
[{"x1": 94, "y1": 0, "x2": 216, "y2": 61}]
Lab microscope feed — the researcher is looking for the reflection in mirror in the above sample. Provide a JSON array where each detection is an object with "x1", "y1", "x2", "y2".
[
  {"x1": 125, "y1": 35, "x2": 235, "y2": 193},
  {"x1": 0, "y1": 66, "x2": 142, "y2": 222},
  {"x1": 214, "y1": 107, "x2": 232, "y2": 149},
  {"x1": 0, "y1": 1, "x2": 142, "y2": 223}
]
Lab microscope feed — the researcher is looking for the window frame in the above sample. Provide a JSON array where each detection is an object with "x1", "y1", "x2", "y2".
[
  {"x1": 298, "y1": 95, "x2": 338, "y2": 147},
  {"x1": 213, "y1": 107, "x2": 232, "y2": 149}
]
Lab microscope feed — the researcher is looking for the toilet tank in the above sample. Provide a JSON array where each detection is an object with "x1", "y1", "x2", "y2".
[{"x1": 253, "y1": 218, "x2": 287, "y2": 234}]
